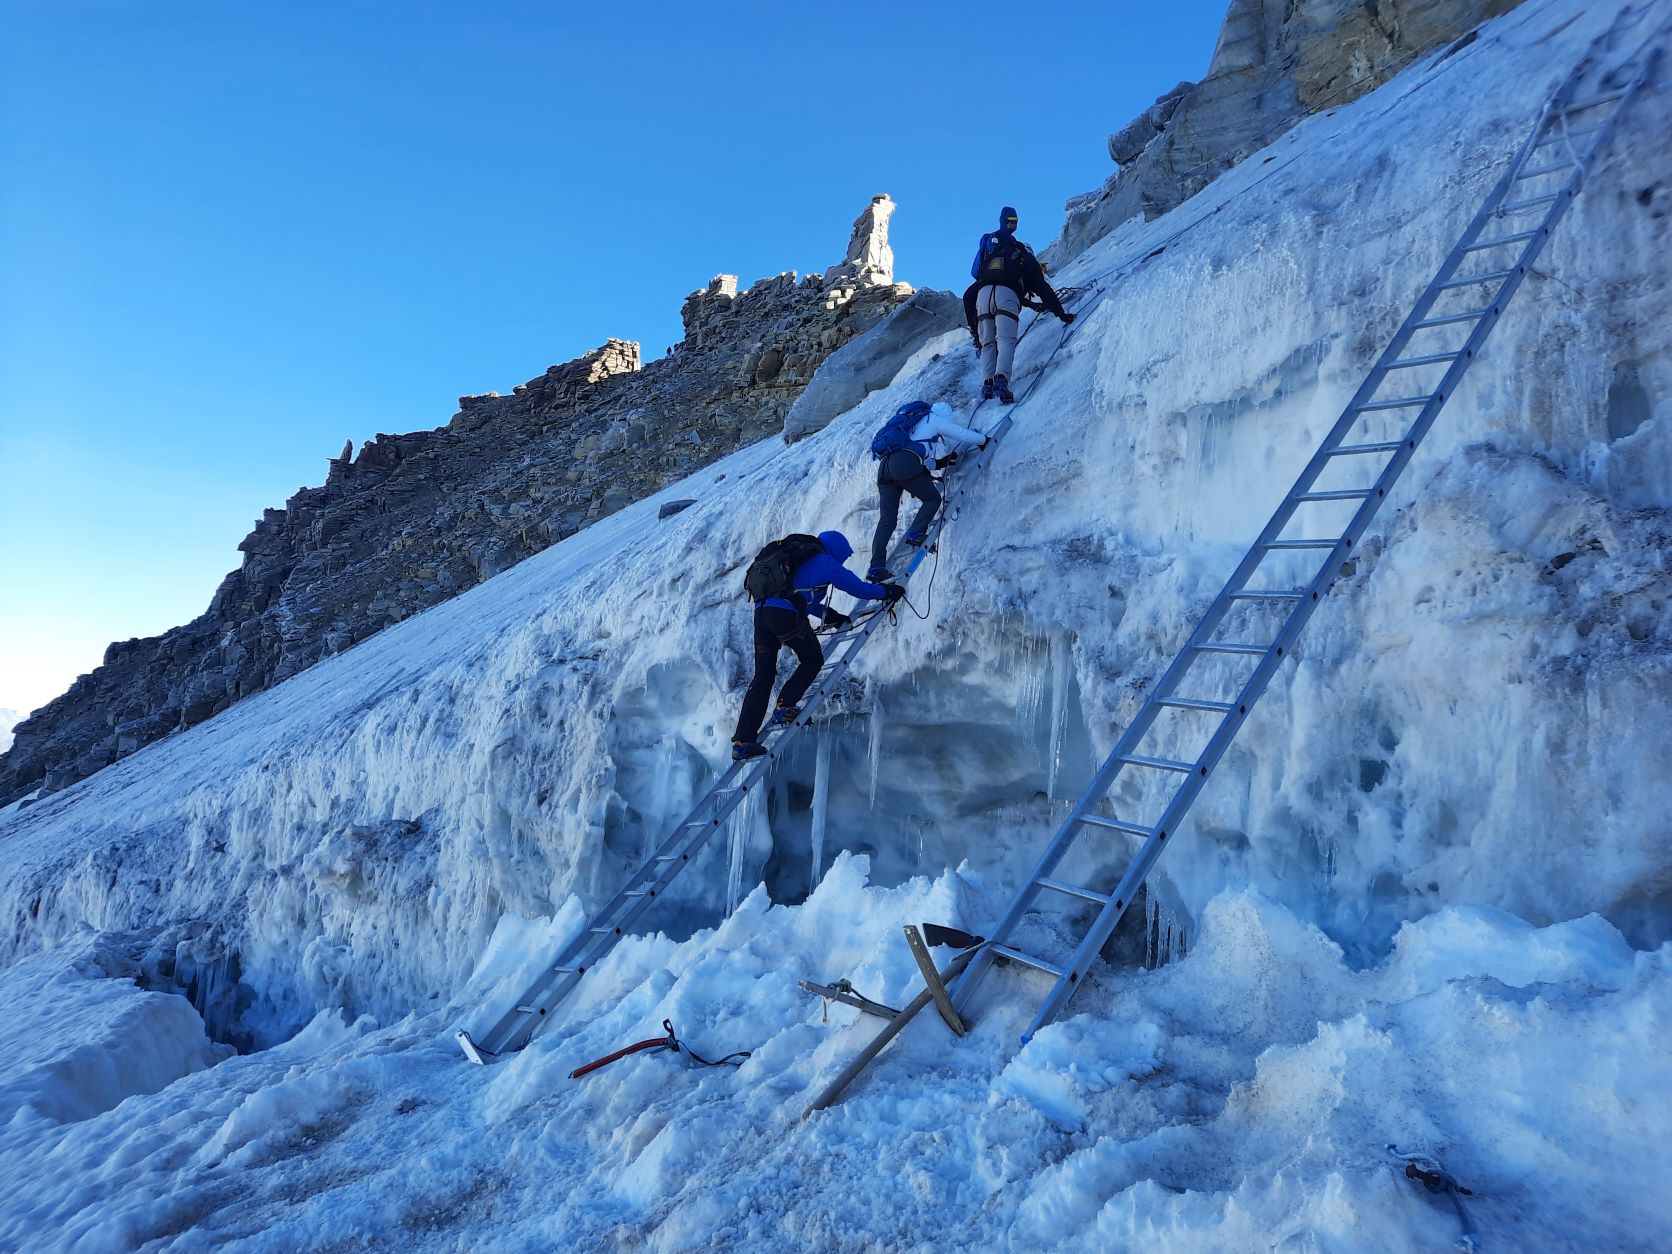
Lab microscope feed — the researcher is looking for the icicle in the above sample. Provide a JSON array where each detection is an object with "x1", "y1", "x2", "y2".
[
  {"x1": 867, "y1": 683, "x2": 884, "y2": 809},
  {"x1": 810, "y1": 731, "x2": 831, "y2": 889},
  {"x1": 648, "y1": 734, "x2": 677, "y2": 862},
  {"x1": 725, "y1": 786, "x2": 762, "y2": 914},
  {"x1": 1046, "y1": 633, "x2": 1071, "y2": 798},
  {"x1": 1014, "y1": 635, "x2": 1046, "y2": 735}
]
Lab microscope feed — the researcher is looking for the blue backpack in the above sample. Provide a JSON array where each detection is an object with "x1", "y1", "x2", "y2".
[{"x1": 871, "y1": 401, "x2": 932, "y2": 460}]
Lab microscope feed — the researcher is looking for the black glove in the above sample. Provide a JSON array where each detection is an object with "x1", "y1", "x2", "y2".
[
  {"x1": 823, "y1": 609, "x2": 852, "y2": 629},
  {"x1": 883, "y1": 583, "x2": 907, "y2": 604},
  {"x1": 1059, "y1": 310, "x2": 1076, "y2": 325},
  {"x1": 970, "y1": 336, "x2": 982, "y2": 352},
  {"x1": 980, "y1": 436, "x2": 992, "y2": 451},
  {"x1": 935, "y1": 452, "x2": 959, "y2": 469}
]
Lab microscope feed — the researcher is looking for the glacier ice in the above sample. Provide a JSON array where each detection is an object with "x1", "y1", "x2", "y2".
[{"x1": 0, "y1": 1, "x2": 1668, "y2": 1247}]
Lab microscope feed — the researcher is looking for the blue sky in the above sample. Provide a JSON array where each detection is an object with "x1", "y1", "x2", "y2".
[{"x1": 0, "y1": 1, "x2": 1226, "y2": 717}]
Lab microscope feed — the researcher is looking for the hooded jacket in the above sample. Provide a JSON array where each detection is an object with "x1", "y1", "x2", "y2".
[{"x1": 763, "y1": 531, "x2": 891, "y2": 616}]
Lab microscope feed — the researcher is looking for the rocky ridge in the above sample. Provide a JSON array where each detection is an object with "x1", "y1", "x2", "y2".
[
  {"x1": 2, "y1": 197, "x2": 911, "y2": 805},
  {"x1": 1056, "y1": 0, "x2": 1523, "y2": 261}
]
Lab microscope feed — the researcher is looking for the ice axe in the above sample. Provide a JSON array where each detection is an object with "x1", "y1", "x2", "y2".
[{"x1": 920, "y1": 923, "x2": 984, "y2": 950}]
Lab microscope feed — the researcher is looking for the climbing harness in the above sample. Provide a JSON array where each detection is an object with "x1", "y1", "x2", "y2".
[
  {"x1": 568, "y1": 1019, "x2": 751, "y2": 1080},
  {"x1": 1390, "y1": 1145, "x2": 1479, "y2": 1252}
]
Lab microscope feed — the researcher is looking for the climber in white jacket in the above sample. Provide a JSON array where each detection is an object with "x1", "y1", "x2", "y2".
[{"x1": 866, "y1": 400, "x2": 993, "y2": 578}]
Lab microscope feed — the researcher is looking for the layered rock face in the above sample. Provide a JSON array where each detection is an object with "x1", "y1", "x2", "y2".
[
  {"x1": 1, "y1": 198, "x2": 911, "y2": 805},
  {"x1": 1056, "y1": 0, "x2": 1523, "y2": 260}
]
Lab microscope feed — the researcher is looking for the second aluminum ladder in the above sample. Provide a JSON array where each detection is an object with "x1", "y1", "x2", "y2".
[{"x1": 952, "y1": 7, "x2": 1663, "y2": 1043}]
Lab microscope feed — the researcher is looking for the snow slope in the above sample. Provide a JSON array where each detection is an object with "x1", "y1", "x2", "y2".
[{"x1": 1, "y1": 1, "x2": 1668, "y2": 1248}]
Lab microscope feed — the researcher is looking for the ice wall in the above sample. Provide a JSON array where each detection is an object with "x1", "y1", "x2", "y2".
[{"x1": 0, "y1": 0, "x2": 1666, "y2": 1049}]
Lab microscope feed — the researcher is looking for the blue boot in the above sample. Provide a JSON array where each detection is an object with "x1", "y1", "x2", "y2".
[
  {"x1": 767, "y1": 704, "x2": 799, "y2": 728},
  {"x1": 866, "y1": 565, "x2": 893, "y2": 581},
  {"x1": 903, "y1": 529, "x2": 928, "y2": 548},
  {"x1": 732, "y1": 740, "x2": 768, "y2": 762},
  {"x1": 980, "y1": 377, "x2": 995, "y2": 401},
  {"x1": 993, "y1": 375, "x2": 1015, "y2": 404}
]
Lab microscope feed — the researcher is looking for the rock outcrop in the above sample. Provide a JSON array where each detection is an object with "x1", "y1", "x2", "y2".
[
  {"x1": 783, "y1": 289, "x2": 966, "y2": 443},
  {"x1": 1, "y1": 198, "x2": 912, "y2": 805},
  {"x1": 1057, "y1": 0, "x2": 1523, "y2": 261}
]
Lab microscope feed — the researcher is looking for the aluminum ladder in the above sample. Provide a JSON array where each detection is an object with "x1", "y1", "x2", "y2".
[
  {"x1": 951, "y1": 6, "x2": 1663, "y2": 1044},
  {"x1": 456, "y1": 438, "x2": 994, "y2": 1061}
]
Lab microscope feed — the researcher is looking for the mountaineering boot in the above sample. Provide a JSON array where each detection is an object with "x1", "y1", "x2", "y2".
[
  {"x1": 866, "y1": 565, "x2": 893, "y2": 582},
  {"x1": 993, "y1": 374, "x2": 1015, "y2": 404},
  {"x1": 981, "y1": 377, "x2": 995, "y2": 400},
  {"x1": 768, "y1": 704, "x2": 799, "y2": 728},
  {"x1": 903, "y1": 529, "x2": 928, "y2": 549},
  {"x1": 732, "y1": 740, "x2": 768, "y2": 762}
]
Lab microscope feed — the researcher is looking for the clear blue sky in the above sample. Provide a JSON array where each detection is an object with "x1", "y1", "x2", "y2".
[{"x1": 0, "y1": 1, "x2": 1225, "y2": 717}]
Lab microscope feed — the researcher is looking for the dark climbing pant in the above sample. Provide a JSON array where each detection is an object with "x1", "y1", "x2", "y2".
[
  {"x1": 870, "y1": 449, "x2": 941, "y2": 570},
  {"x1": 734, "y1": 604, "x2": 824, "y2": 743}
]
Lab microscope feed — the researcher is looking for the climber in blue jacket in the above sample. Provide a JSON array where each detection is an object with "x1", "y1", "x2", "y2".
[{"x1": 733, "y1": 530, "x2": 903, "y2": 761}]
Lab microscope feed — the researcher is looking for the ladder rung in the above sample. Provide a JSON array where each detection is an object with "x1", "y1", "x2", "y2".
[
  {"x1": 1263, "y1": 538, "x2": 1341, "y2": 550},
  {"x1": 1078, "y1": 813, "x2": 1153, "y2": 837},
  {"x1": 655, "y1": 852, "x2": 686, "y2": 862},
  {"x1": 1463, "y1": 230, "x2": 1539, "y2": 252},
  {"x1": 1193, "y1": 642, "x2": 1269, "y2": 656},
  {"x1": 589, "y1": 925, "x2": 617, "y2": 934},
  {"x1": 1535, "y1": 123, "x2": 1607, "y2": 146},
  {"x1": 1356, "y1": 394, "x2": 1435, "y2": 411},
  {"x1": 1515, "y1": 162, "x2": 1575, "y2": 179},
  {"x1": 1119, "y1": 753, "x2": 1197, "y2": 773},
  {"x1": 1384, "y1": 352, "x2": 1462, "y2": 369},
  {"x1": 991, "y1": 944, "x2": 1066, "y2": 978},
  {"x1": 1436, "y1": 269, "x2": 1513, "y2": 291},
  {"x1": 1411, "y1": 309, "x2": 1487, "y2": 329},
  {"x1": 1293, "y1": 489, "x2": 1372, "y2": 502},
  {"x1": 623, "y1": 888, "x2": 651, "y2": 898},
  {"x1": 1496, "y1": 193, "x2": 1559, "y2": 214},
  {"x1": 1330, "y1": 441, "x2": 1403, "y2": 456},
  {"x1": 1034, "y1": 876, "x2": 1111, "y2": 905},
  {"x1": 554, "y1": 965, "x2": 583, "y2": 975},
  {"x1": 515, "y1": 1005, "x2": 543, "y2": 1015},
  {"x1": 1156, "y1": 695, "x2": 1236, "y2": 712},
  {"x1": 1227, "y1": 590, "x2": 1304, "y2": 602},
  {"x1": 1559, "y1": 89, "x2": 1627, "y2": 114}
]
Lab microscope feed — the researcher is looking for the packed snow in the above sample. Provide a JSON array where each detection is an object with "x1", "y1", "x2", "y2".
[{"x1": 1, "y1": 1, "x2": 1668, "y2": 1248}]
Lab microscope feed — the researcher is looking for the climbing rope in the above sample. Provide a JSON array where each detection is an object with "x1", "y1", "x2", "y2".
[{"x1": 568, "y1": 1019, "x2": 751, "y2": 1080}]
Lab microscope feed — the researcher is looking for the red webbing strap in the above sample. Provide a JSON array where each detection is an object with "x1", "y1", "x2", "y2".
[
  {"x1": 569, "y1": 1025, "x2": 677, "y2": 1079},
  {"x1": 569, "y1": 1020, "x2": 752, "y2": 1080}
]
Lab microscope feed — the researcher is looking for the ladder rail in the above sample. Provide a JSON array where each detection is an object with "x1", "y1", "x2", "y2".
[{"x1": 957, "y1": 19, "x2": 1662, "y2": 1036}]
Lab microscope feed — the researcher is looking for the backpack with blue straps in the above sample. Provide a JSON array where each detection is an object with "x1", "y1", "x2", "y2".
[
  {"x1": 972, "y1": 232, "x2": 1028, "y2": 287},
  {"x1": 870, "y1": 400, "x2": 933, "y2": 460}
]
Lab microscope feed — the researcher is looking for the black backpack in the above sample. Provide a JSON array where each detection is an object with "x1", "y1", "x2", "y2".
[
  {"x1": 977, "y1": 233, "x2": 1028, "y2": 288},
  {"x1": 743, "y1": 533, "x2": 825, "y2": 602}
]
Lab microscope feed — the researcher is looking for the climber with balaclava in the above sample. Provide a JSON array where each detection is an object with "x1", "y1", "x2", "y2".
[
  {"x1": 865, "y1": 400, "x2": 992, "y2": 581},
  {"x1": 970, "y1": 205, "x2": 1073, "y2": 403},
  {"x1": 732, "y1": 530, "x2": 903, "y2": 761}
]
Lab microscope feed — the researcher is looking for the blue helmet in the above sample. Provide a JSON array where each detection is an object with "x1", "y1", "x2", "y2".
[{"x1": 818, "y1": 530, "x2": 854, "y2": 561}]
